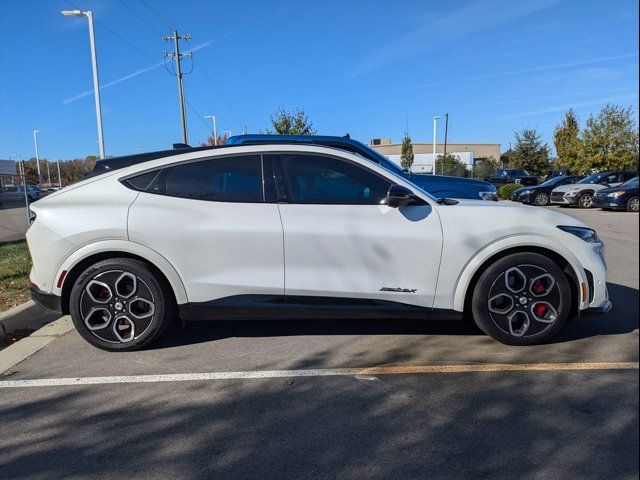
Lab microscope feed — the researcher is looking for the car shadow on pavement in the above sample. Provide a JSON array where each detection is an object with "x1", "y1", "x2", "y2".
[
  {"x1": 551, "y1": 282, "x2": 639, "y2": 343},
  {"x1": 149, "y1": 282, "x2": 637, "y2": 350}
]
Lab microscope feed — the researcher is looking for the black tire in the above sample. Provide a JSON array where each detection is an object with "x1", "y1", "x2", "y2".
[
  {"x1": 627, "y1": 197, "x2": 639, "y2": 212},
  {"x1": 577, "y1": 192, "x2": 593, "y2": 208},
  {"x1": 534, "y1": 192, "x2": 550, "y2": 206},
  {"x1": 69, "y1": 258, "x2": 175, "y2": 351},
  {"x1": 471, "y1": 253, "x2": 571, "y2": 345}
]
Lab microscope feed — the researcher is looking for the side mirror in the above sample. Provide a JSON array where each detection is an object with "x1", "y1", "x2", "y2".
[{"x1": 386, "y1": 184, "x2": 425, "y2": 208}]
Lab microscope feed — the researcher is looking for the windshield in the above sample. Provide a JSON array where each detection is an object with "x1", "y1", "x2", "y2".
[
  {"x1": 539, "y1": 176, "x2": 566, "y2": 187},
  {"x1": 578, "y1": 173, "x2": 607, "y2": 184},
  {"x1": 621, "y1": 176, "x2": 638, "y2": 188}
]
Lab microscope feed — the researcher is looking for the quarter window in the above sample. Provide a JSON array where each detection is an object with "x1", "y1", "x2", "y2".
[
  {"x1": 281, "y1": 154, "x2": 390, "y2": 205},
  {"x1": 164, "y1": 155, "x2": 263, "y2": 202}
]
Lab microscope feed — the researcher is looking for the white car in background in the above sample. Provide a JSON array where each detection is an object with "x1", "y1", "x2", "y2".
[
  {"x1": 550, "y1": 170, "x2": 637, "y2": 208},
  {"x1": 27, "y1": 143, "x2": 611, "y2": 351}
]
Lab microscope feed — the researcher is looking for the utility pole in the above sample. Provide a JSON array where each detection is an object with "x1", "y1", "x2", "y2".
[
  {"x1": 432, "y1": 116, "x2": 440, "y2": 175},
  {"x1": 164, "y1": 30, "x2": 192, "y2": 144},
  {"x1": 33, "y1": 130, "x2": 43, "y2": 190},
  {"x1": 46, "y1": 160, "x2": 51, "y2": 187},
  {"x1": 204, "y1": 115, "x2": 217, "y2": 145}
]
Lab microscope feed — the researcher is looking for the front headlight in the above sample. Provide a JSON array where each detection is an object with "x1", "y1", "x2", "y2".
[
  {"x1": 607, "y1": 191, "x2": 625, "y2": 197},
  {"x1": 479, "y1": 191, "x2": 497, "y2": 201},
  {"x1": 564, "y1": 190, "x2": 578, "y2": 197},
  {"x1": 557, "y1": 225, "x2": 599, "y2": 243}
]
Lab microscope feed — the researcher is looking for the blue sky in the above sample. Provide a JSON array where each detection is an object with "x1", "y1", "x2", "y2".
[{"x1": 0, "y1": 0, "x2": 638, "y2": 160}]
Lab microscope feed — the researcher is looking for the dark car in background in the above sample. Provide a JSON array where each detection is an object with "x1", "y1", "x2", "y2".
[
  {"x1": 488, "y1": 169, "x2": 539, "y2": 186},
  {"x1": 592, "y1": 176, "x2": 639, "y2": 212},
  {"x1": 228, "y1": 135, "x2": 498, "y2": 201},
  {"x1": 511, "y1": 175, "x2": 584, "y2": 206}
]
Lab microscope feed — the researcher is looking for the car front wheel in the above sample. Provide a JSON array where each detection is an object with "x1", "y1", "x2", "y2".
[
  {"x1": 627, "y1": 197, "x2": 639, "y2": 212},
  {"x1": 69, "y1": 258, "x2": 174, "y2": 351},
  {"x1": 578, "y1": 192, "x2": 593, "y2": 208},
  {"x1": 471, "y1": 253, "x2": 571, "y2": 345},
  {"x1": 534, "y1": 192, "x2": 550, "y2": 206}
]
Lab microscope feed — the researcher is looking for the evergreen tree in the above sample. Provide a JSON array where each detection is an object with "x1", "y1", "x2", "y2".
[
  {"x1": 553, "y1": 108, "x2": 582, "y2": 171},
  {"x1": 400, "y1": 132, "x2": 414, "y2": 171},
  {"x1": 510, "y1": 129, "x2": 550, "y2": 175}
]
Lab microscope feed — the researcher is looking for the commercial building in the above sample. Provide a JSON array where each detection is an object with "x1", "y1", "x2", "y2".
[{"x1": 369, "y1": 137, "x2": 501, "y2": 174}]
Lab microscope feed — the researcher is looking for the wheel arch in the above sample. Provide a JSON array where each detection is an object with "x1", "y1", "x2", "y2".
[
  {"x1": 54, "y1": 241, "x2": 188, "y2": 315},
  {"x1": 454, "y1": 238, "x2": 587, "y2": 316}
]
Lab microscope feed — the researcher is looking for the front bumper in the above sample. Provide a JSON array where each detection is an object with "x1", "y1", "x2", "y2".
[
  {"x1": 583, "y1": 299, "x2": 613, "y2": 316},
  {"x1": 592, "y1": 196, "x2": 625, "y2": 209},
  {"x1": 30, "y1": 286, "x2": 62, "y2": 315},
  {"x1": 550, "y1": 192, "x2": 578, "y2": 205}
]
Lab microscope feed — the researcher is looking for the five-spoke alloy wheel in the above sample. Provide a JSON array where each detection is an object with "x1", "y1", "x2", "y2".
[
  {"x1": 472, "y1": 253, "x2": 571, "y2": 345},
  {"x1": 70, "y1": 258, "x2": 174, "y2": 351}
]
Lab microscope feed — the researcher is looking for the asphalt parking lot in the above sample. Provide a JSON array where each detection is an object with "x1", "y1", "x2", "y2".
[
  {"x1": 1, "y1": 206, "x2": 638, "y2": 479},
  {"x1": 0, "y1": 205, "x2": 29, "y2": 243}
]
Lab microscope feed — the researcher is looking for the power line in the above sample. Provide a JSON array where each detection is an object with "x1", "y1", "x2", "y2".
[
  {"x1": 137, "y1": 0, "x2": 175, "y2": 29},
  {"x1": 191, "y1": 56, "x2": 246, "y2": 129},
  {"x1": 117, "y1": 0, "x2": 164, "y2": 36}
]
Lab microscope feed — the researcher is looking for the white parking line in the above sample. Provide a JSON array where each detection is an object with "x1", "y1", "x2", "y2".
[{"x1": 1, "y1": 362, "x2": 637, "y2": 388}]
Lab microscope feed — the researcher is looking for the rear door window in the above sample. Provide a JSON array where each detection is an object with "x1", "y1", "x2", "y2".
[{"x1": 164, "y1": 155, "x2": 264, "y2": 202}]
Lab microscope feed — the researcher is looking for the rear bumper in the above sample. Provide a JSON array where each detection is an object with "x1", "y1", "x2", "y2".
[{"x1": 30, "y1": 286, "x2": 62, "y2": 315}]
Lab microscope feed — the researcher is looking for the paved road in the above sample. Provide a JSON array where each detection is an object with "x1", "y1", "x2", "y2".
[
  {"x1": 1, "y1": 207, "x2": 638, "y2": 479},
  {"x1": 0, "y1": 205, "x2": 28, "y2": 243}
]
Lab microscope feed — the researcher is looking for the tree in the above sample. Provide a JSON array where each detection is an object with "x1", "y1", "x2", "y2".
[
  {"x1": 500, "y1": 148, "x2": 514, "y2": 167},
  {"x1": 473, "y1": 156, "x2": 500, "y2": 180},
  {"x1": 400, "y1": 131, "x2": 414, "y2": 171},
  {"x1": 435, "y1": 153, "x2": 469, "y2": 177},
  {"x1": 510, "y1": 129, "x2": 550, "y2": 175},
  {"x1": 581, "y1": 104, "x2": 639, "y2": 172},
  {"x1": 200, "y1": 131, "x2": 230, "y2": 147},
  {"x1": 553, "y1": 108, "x2": 582, "y2": 171},
  {"x1": 266, "y1": 106, "x2": 316, "y2": 135}
]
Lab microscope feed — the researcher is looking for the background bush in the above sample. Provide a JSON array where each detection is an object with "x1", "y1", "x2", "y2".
[{"x1": 498, "y1": 183, "x2": 525, "y2": 200}]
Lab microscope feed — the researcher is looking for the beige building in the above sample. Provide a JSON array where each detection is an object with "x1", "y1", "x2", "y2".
[{"x1": 370, "y1": 137, "x2": 501, "y2": 162}]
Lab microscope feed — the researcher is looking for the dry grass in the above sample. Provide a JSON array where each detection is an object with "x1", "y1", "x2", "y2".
[{"x1": 0, "y1": 241, "x2": 32, "y2": 312}]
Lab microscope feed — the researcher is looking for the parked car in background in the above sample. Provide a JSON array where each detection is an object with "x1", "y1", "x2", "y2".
[
  {"x1": 228, "y1": 135, "x2": 498, "y2": 201},
  {"x1": 550, "y1": 171, "x2": 637, "y2": 208},
  {"x1": 489, "y1": 169, "x2": 539, "y2": 186},
  {"x1": 511, "y1": 175, "x2": 584, "y2": 206},
  {"x1": 592, "y1": 176, "x2": 639, "y2": 212},
  {"x1": 0, "y1": 184, "x2": 39, "y2": 207}
]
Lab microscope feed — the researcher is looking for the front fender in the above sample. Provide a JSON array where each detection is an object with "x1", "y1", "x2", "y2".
[
  {"x1": 452, "y1": 234, "x2": 589, "y2": 312},
  {"x1": 52, "y1": 240, "x2": 188, "y2": 304}
]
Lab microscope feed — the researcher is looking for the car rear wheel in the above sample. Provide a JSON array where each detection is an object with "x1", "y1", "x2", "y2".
[
  {"x1": 578, "y1": 192, "x2": 593, "y2": 208},
  {"x1": 627, "y1": 197, "x2": 639, "y2": 212},
  {"x1": 69, "y1": 258, "x2": 174, "y2": 351},
  {"x1": 471, "y1": 253, "x2": 571, "y2": 345},
  {"x1": 534, "y1": 192, "x2": 550, "y2": 206}
]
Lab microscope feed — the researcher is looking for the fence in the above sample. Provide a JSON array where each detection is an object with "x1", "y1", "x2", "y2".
[{"x1": 0, "y1": 161, "x2": 31, "y2": 243}]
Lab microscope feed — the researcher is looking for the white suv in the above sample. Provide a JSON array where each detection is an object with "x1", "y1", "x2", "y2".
[{"x1": 27, "y1": 144, "x2": 611, "y2": 351}]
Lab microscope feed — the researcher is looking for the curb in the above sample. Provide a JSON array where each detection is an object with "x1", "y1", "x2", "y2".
[
  {"x1": 1, "y1": 316, "x2": 74, "y2": 374},
  {"x1": 0, "y1": 301, "x2": 58, "y2": 336}
]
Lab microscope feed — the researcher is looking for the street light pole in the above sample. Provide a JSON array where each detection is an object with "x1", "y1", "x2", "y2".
[
  {"x1": 204, "y1": 115, "x2": 217, "y2": 145},
  {"x1": 432, "y1": 116, "x2": 440, "y2": 175},
  {"x1": 57, "y1": 160, "x2": 62, "y2": 188},
  {"x1": 61, "y1": 10, "x2": 106, "y2": 159},
  {"x1": 33, "y1": 129, "x2": 43, "y2": 190}
]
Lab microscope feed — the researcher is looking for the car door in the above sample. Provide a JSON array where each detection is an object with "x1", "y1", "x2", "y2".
[
  {"x1": 127, "y1": 153, "x2": 285, "y2": 318},
  {"x1": 273, "y1": 152, "x2": 443, "y2": 314}
]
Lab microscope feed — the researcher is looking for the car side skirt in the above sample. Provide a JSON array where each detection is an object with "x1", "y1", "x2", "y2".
[{"x1": 178, "y1": 295, "x2": 463, "y2": 322}]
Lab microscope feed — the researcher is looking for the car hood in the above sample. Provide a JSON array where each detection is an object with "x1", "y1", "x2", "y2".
[
  {"x1": 552, "y1": 183, "x2": 608, "y2": 193},
  {"x1": 596, "y1": 185, "x2": 636, "y2": 195}
]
